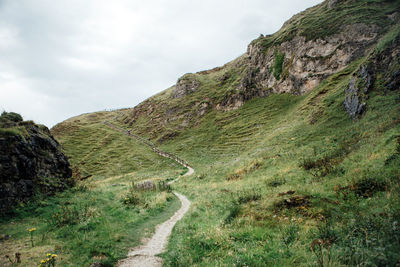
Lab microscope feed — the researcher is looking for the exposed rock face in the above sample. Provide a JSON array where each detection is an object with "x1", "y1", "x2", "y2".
[
  {"x1": 344, "y1": 65, "x2": 372, "y2": 119},
  {"x1": 216, "y1": 86, "x2": 270, "y2": 111},
  {"x1": 0, "y1": 117, "x2": 73, "y2": 214},
  {"x1": 244, "y1": 23, "x2": 380, "y2": 95},
  {"x1": 344, "y1": 30, "x2": 400, "y2": 118},
  {"x1": 173, "y1": 74, "x2": 200, "y2": 98},
  {"x1": 215, "y1": 23, "x2": 381, "y2": 110}
]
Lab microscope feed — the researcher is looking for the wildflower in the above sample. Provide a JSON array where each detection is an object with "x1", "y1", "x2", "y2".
[
  {"x1": 28, "y1": 228, "x2": 36, "y2": 247},
  {"x1": 46, "y1": 253, "x2": 52, "y2": 257}
]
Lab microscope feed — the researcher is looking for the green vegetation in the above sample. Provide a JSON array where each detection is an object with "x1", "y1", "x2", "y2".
[
  {"x1": 0, "y1": 111, "x2": 28, "y2": 137},
  {"x1": 1, "y1": 111, "x2": 184, "y2": 266},
  {"x1": 272, "y1": 49, "x2": 285, "y2": 80},
  {"x1": 52, "y1": 112, "x2": 182, "y2": 178},
  {"x1": 2, "y1": 1, "x2": 400, "y2": 266},
  {"x1": 158, "y1": 59, "x2": 400, "y2": 266},
  {"x1": 0, "y1": 170, "x2": 182, "y2": 266},
  {"x1": 253, "y1": 0, "x2": 400, "y2": 50},
  {"x1": 0, "y1": 111, "x2": 23, "y2": 124}
]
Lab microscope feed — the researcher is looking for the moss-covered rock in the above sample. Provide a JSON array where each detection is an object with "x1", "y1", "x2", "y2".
[{"x1": 0, "y1": 113, "x2": 73, "y2": 214}]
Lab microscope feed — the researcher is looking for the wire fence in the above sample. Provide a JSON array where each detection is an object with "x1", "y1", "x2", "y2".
[{"x1": 104, "y1": 121, "x2": 191, "y2": 169}]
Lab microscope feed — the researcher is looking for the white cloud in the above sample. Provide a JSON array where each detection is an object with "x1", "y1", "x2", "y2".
[{"x1": 0, "y1": 25, "x2": 21, "y2": 49}]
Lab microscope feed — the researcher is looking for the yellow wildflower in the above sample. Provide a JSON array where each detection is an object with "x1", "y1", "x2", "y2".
[
  {"x1": 28, "y1": 227, "x2": 37, "y2": 232},
  {"x1": 51, "y1": 254, "x2": 57, "y2": 258}
]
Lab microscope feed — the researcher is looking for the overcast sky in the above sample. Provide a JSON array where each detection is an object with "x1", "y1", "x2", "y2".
[{"x1": 0, "y1": 0, "x2": 322, "y2": 127}]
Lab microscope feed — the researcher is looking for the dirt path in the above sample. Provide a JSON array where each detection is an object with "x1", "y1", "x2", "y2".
[
  {"x1": 105, "y1": 122, "x2": 193, "y2": 267},
  {"x1": 117, "y1": 192, "x2": 191, "y2": 267},
  {"x1": 185, "y1": 166, "x2": 195, "y2": 176}
]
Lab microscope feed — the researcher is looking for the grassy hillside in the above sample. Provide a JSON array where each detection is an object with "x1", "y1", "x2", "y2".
[
  {"x1": 2, "y1": 0, "x2": 400, "y2": 266},
  {"x1": 118, "y1": 15, "x2": 399, "y2": 266},
  {"x1": 160, "y1": 66, "x2": 400, "y2": 265},
  {"x1": 0, "y1": 111, "x2": 185, "y2": 266},
  {"x1": 51, "y1": 111, "x2": 186, "y2": 178}
]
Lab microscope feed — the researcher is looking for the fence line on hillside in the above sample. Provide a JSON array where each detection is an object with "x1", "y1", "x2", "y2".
[{"x1": 104, "y1": 121, "x2": 191, "y2": 169}]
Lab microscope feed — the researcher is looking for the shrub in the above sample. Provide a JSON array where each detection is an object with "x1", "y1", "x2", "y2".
[
  {"x1": 0, "y1": 111, "x2": 23, "y2": 123},
  {"x1": 272, "y1": 49, "x2": 285, "y2": 80},
  {"x1": 300, "y1": 156, "x2": 335, "y2": 177},
  {"x1": 226, "y1": 159, "x2": 263, "y2": 181},
  {"x1": 48, "y1": 203, "x2": 97, "y2": 227},
  {"x1": 236, "y1": 189, "x2": 262, "y2": 204},
  {"x1": 352, "y1": 177, "x2": 387, "y2": 198},
  {"x1": 157, "y1": 181, "x2": 172, "y2": 192},
  {"x1": 266, "y1": 177, "x2": 286, "y2": 187}
]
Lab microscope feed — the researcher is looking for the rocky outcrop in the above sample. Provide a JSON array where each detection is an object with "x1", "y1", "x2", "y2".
[
  {"x1": 0, "y1": 114, "x2": 73, "y2": 214},
  {"x1": 215, "y1": 23, "x2": 381, "y2": 111},
  {"x1": 344, "y1": 27, "x2": 400, "y2": 118},
  {"x1": 344, "y1": 65, "x2": 372, "y2": 119},
  {"x1": 173, "y1": 74, "x2": 200, "y2": 98},
  {"x1": 245, "y1": 23, "x2": 380, "y2": 94}
]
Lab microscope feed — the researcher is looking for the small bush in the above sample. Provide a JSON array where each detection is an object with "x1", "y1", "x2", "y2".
[
  {"x1": 157, "y1": 181, "x2": 172, "y2": 192},
  {"x1": 299, "y1": 141, "x2": 355, "y2": 177},
  {"x1": 122, "y1": 180, "x2": 173, "y2": 209},
  {"x1": 226, "y1": 172, "x2": 243, "y2": 181},
  {"x1": 274, "y1": 195, "x2": 311, "y2": 212},
  {"x1": 0, "y1": 111, "x2": 23, "y2": 123},
  {"x1": 266, "y1": 177, "x2": 286, "y2": 187},
  {"x1": 48, "y1": 203, "x2": 97, "y2": 227},
  {"x1": 226, "y1": 159, "x2": 263, "y2": 181},
  {"x1": 123, "y1": 191, "x2": 141, "y2": 206},
  {"x1": 300, "y1": 156, "x2": 335, "y2": 177},
  {"x1": 352, "y1": 177, "x2": 387, "y2": 198},
  {"x1": 236, "y1": 189, "x2": 262, "y2": 204},
  {"x1": 196, "y1": 173, "x2": 206, "y2": 180}
]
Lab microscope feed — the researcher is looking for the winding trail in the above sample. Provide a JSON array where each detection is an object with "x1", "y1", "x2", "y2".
[
  {"x1": 104, "y1": 122, "x2": 193, "y2": 267},
  {"x1": 117, "y1": 192, "x2": 191, "y2": 267}
]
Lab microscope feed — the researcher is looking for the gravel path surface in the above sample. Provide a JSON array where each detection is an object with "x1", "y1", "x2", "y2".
[
  {"x1": 117, "y1": 192, "x2": 191, "y2": 267},
  {"x1": 105, "y1": 122, "x2": 194, "y2": 267}
]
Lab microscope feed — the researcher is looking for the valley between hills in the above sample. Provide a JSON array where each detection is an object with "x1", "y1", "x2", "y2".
[{"x1": 1, "y1": 0, "x2": 400, "y2": 266}]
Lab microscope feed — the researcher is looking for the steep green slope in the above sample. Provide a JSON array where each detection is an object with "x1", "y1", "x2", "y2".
[{"x1": 52, "y1": 111, "x2": 185, "y2": 178}]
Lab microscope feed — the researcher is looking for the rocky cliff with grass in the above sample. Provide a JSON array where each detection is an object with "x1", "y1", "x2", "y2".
[
  {"x1": 118, "y1": 0, "x2": 400, "y2": 142},
  {"x1": 0, "y1": 112, "x2": 73, "y2": 214}
]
